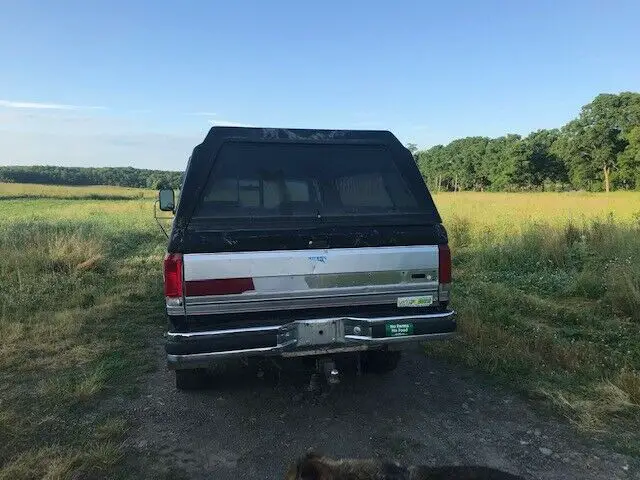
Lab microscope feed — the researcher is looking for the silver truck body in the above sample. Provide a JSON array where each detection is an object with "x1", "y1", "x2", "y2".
[{"x1": 166, "y1": 245, "x2": 452, "y2": 367}]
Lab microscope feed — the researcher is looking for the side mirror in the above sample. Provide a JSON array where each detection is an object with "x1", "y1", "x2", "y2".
[{"x1": 158, "y1": 189, "x2": 175, "y2": 212}]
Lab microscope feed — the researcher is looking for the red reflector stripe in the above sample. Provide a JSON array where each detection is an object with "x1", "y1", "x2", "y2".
[
  {"x1": 438, "y1": 244, "x2": 452, "y2": 284},
  {"x1": 163, "y1": 253, "x2": 183, "y2": 298},
  {"x1": 185, "y1": 278, "x2": 255, "y2": 296}
]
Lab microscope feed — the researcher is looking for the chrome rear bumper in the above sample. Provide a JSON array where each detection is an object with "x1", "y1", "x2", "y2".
[{"x1": 166, "y1": 310, "x2": 455, "y2": 369}]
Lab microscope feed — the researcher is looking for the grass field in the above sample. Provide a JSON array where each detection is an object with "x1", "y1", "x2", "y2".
[
  {"x1": 0, "y1": 184, "x2": 639, "y2": 477},
  {"x1": 0, "y1": 182, "x2": 156, "y2": 200},
  {"x1": 430, "y1": 192, "x2": 640, "y2": 455},
  {"x1": 0, "y1": 186, "x2": 164, "y2": 478}
]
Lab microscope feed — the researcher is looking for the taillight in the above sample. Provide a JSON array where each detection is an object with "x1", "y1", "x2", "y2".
[
  {"x1": 438, "y1": 244, "x2": 452, "y2": 305},
  {"x1": 185, "y1": 278, "x2": 254, "y2": 296},
  {"x1": 438, "y1": 244, "x2": 452, "y2": 284},
  {"x1": 163, "y1": 253, "x2": 183, "y2": 298}
]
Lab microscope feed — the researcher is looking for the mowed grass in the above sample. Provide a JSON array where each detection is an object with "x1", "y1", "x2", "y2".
[
  {"x1": 429, "y1": 191, "x2": 640, "y2": 454},
  {"x1": 0, "y1": 187, "x2": 168, "y2": 478},
  {"x1": 0, "y1": 183, "x2": 639, "y2": 477},
  {"x1": 0, "y1": 182, "x2": 156, "y2": 200}
]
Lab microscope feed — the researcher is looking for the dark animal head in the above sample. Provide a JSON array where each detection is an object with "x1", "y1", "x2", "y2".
[
  {"x1": 285, "y1": 452, "x2": 334, "y2": 480},
  {"x1": 285, "y1": 453, "x2": 526, "y2": 480}
]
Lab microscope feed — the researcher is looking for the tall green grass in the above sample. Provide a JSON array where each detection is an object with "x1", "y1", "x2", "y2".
[
  {"x1": 427, "y1": 214, "x2": 640, "y2": 453},
  {"x1": 0, "y1": 201, "x2": 167, "y2": 478}
]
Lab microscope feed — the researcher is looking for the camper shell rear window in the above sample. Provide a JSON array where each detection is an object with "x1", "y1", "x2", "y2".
[{"x1": 193, "y1": 142, "x2": 432, "y2": 220}]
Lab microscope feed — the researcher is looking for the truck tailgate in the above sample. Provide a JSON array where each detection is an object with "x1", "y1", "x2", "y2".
[{"x1": 180, "y1": 245, "x2": 439, "y2": 316}]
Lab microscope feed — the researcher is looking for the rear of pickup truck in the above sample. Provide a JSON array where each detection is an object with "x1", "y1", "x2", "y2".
[{"x1": 163, "y1": 127, "x2": 454, "y2": 388}]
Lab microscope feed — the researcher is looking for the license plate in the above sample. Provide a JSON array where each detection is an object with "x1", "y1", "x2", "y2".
[
  {"x1": 397, "y1": 295, "x2": 433, "y2": 308},
  {"x1": 385, "y1": 323, "x2": 414, "y2": 337}
]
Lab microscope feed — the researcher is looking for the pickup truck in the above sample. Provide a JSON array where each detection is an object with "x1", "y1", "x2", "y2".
[{"x1": 158, "y1": 127, "x2": 454, "y2": 390}]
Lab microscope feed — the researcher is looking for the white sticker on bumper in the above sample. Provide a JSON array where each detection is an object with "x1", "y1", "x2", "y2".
[{"x1": 397, "y1": 295, "x2": 433, "y2": 308}]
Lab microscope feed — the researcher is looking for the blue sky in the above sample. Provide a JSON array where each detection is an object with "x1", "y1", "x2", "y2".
[{"x1": 1, "y1": 0, "x2": 639, "y2": 171}]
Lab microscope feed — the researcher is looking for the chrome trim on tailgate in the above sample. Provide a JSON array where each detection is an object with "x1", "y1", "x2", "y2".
[
  {"x1": 168, "y1": 325, "x2": 281, "y2": 340},
  {"x1": 184, "y1": 285, "x2": 439, "y2": 315}
]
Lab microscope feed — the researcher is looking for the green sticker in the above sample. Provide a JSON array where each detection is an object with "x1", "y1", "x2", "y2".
[{"x1": 385, "y1": 323, "x2": 414, "y2": 337}]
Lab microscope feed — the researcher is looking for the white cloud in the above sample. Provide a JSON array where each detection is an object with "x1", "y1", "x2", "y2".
[
  {"x1": 0, "y1": 130, "x2": 197, "y2": 170},
  {"x1": 208, "y1": 119, "x2": 256, "y2": 128},
  {"x1": 0, "y1": 99, "x2": 106, "y2": 111},
  {"x1": 0, "y1": 108, "x2": 200, "y2": 170}
]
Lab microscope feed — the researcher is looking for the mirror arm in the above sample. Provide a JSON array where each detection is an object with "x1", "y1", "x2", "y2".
[{"x1": 154, "y1": 200, "x2": 170, "y2": 239}]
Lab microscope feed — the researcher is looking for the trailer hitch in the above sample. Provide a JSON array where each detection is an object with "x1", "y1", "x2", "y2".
[{"x1": 308, "y1": 357, "x2": 341, "y2": 391}]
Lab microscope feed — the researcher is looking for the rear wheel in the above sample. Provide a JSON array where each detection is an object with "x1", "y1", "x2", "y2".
[
  {"x1": 175, "y1": 368, "x2": 208, "y2": 390},
  {"x1": 363, "y1": 350, "x2": 401, "y2": 374}
]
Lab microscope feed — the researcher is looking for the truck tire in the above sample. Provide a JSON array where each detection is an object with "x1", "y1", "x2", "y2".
[
  {"x1": 363, "y1": 350, "x2": 401, "y2": 374},
  {"x1": 175, "y1": 368, "x2": 208, "y2": 390}
]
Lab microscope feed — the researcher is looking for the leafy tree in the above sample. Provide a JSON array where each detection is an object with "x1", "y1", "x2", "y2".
[
  {"x1": 618, "y1": 126, "x2": 640, "y2": 189},
  {"x1": 448, "y1": 137, "x2": 487, "y2": 191},
  {"x1": 415, "y1": 92, "x2": 639, "y2": 192},
  {"x1": 417, "y1": 145, "x2": 447, "y2": 191},
  {"x1": 554, "y1": 93, "x2": 640, "y2": 192},
  {"x1": 405, "y1": 143, "x2": 419, "y2": 165},
  {"x1": 0, "y1": 166, "x2": 183, "y2": 189},
  {"x1": 475, "y1": 135, "x2": 524, "y2": 191},
  {"x1": 525, "y1": 129, "x2": 566, "y2": 186}
]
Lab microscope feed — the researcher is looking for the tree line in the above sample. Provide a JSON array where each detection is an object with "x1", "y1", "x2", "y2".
[
  {"x1": 1, "y1": 92, "x2": 638, "y2": 193},
  {"x1": 410, "y1": 92, "x2": 640, "y2": 192},
  {"x1": 0, "y1": 165, "x2": 183, "y2": 189}
]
